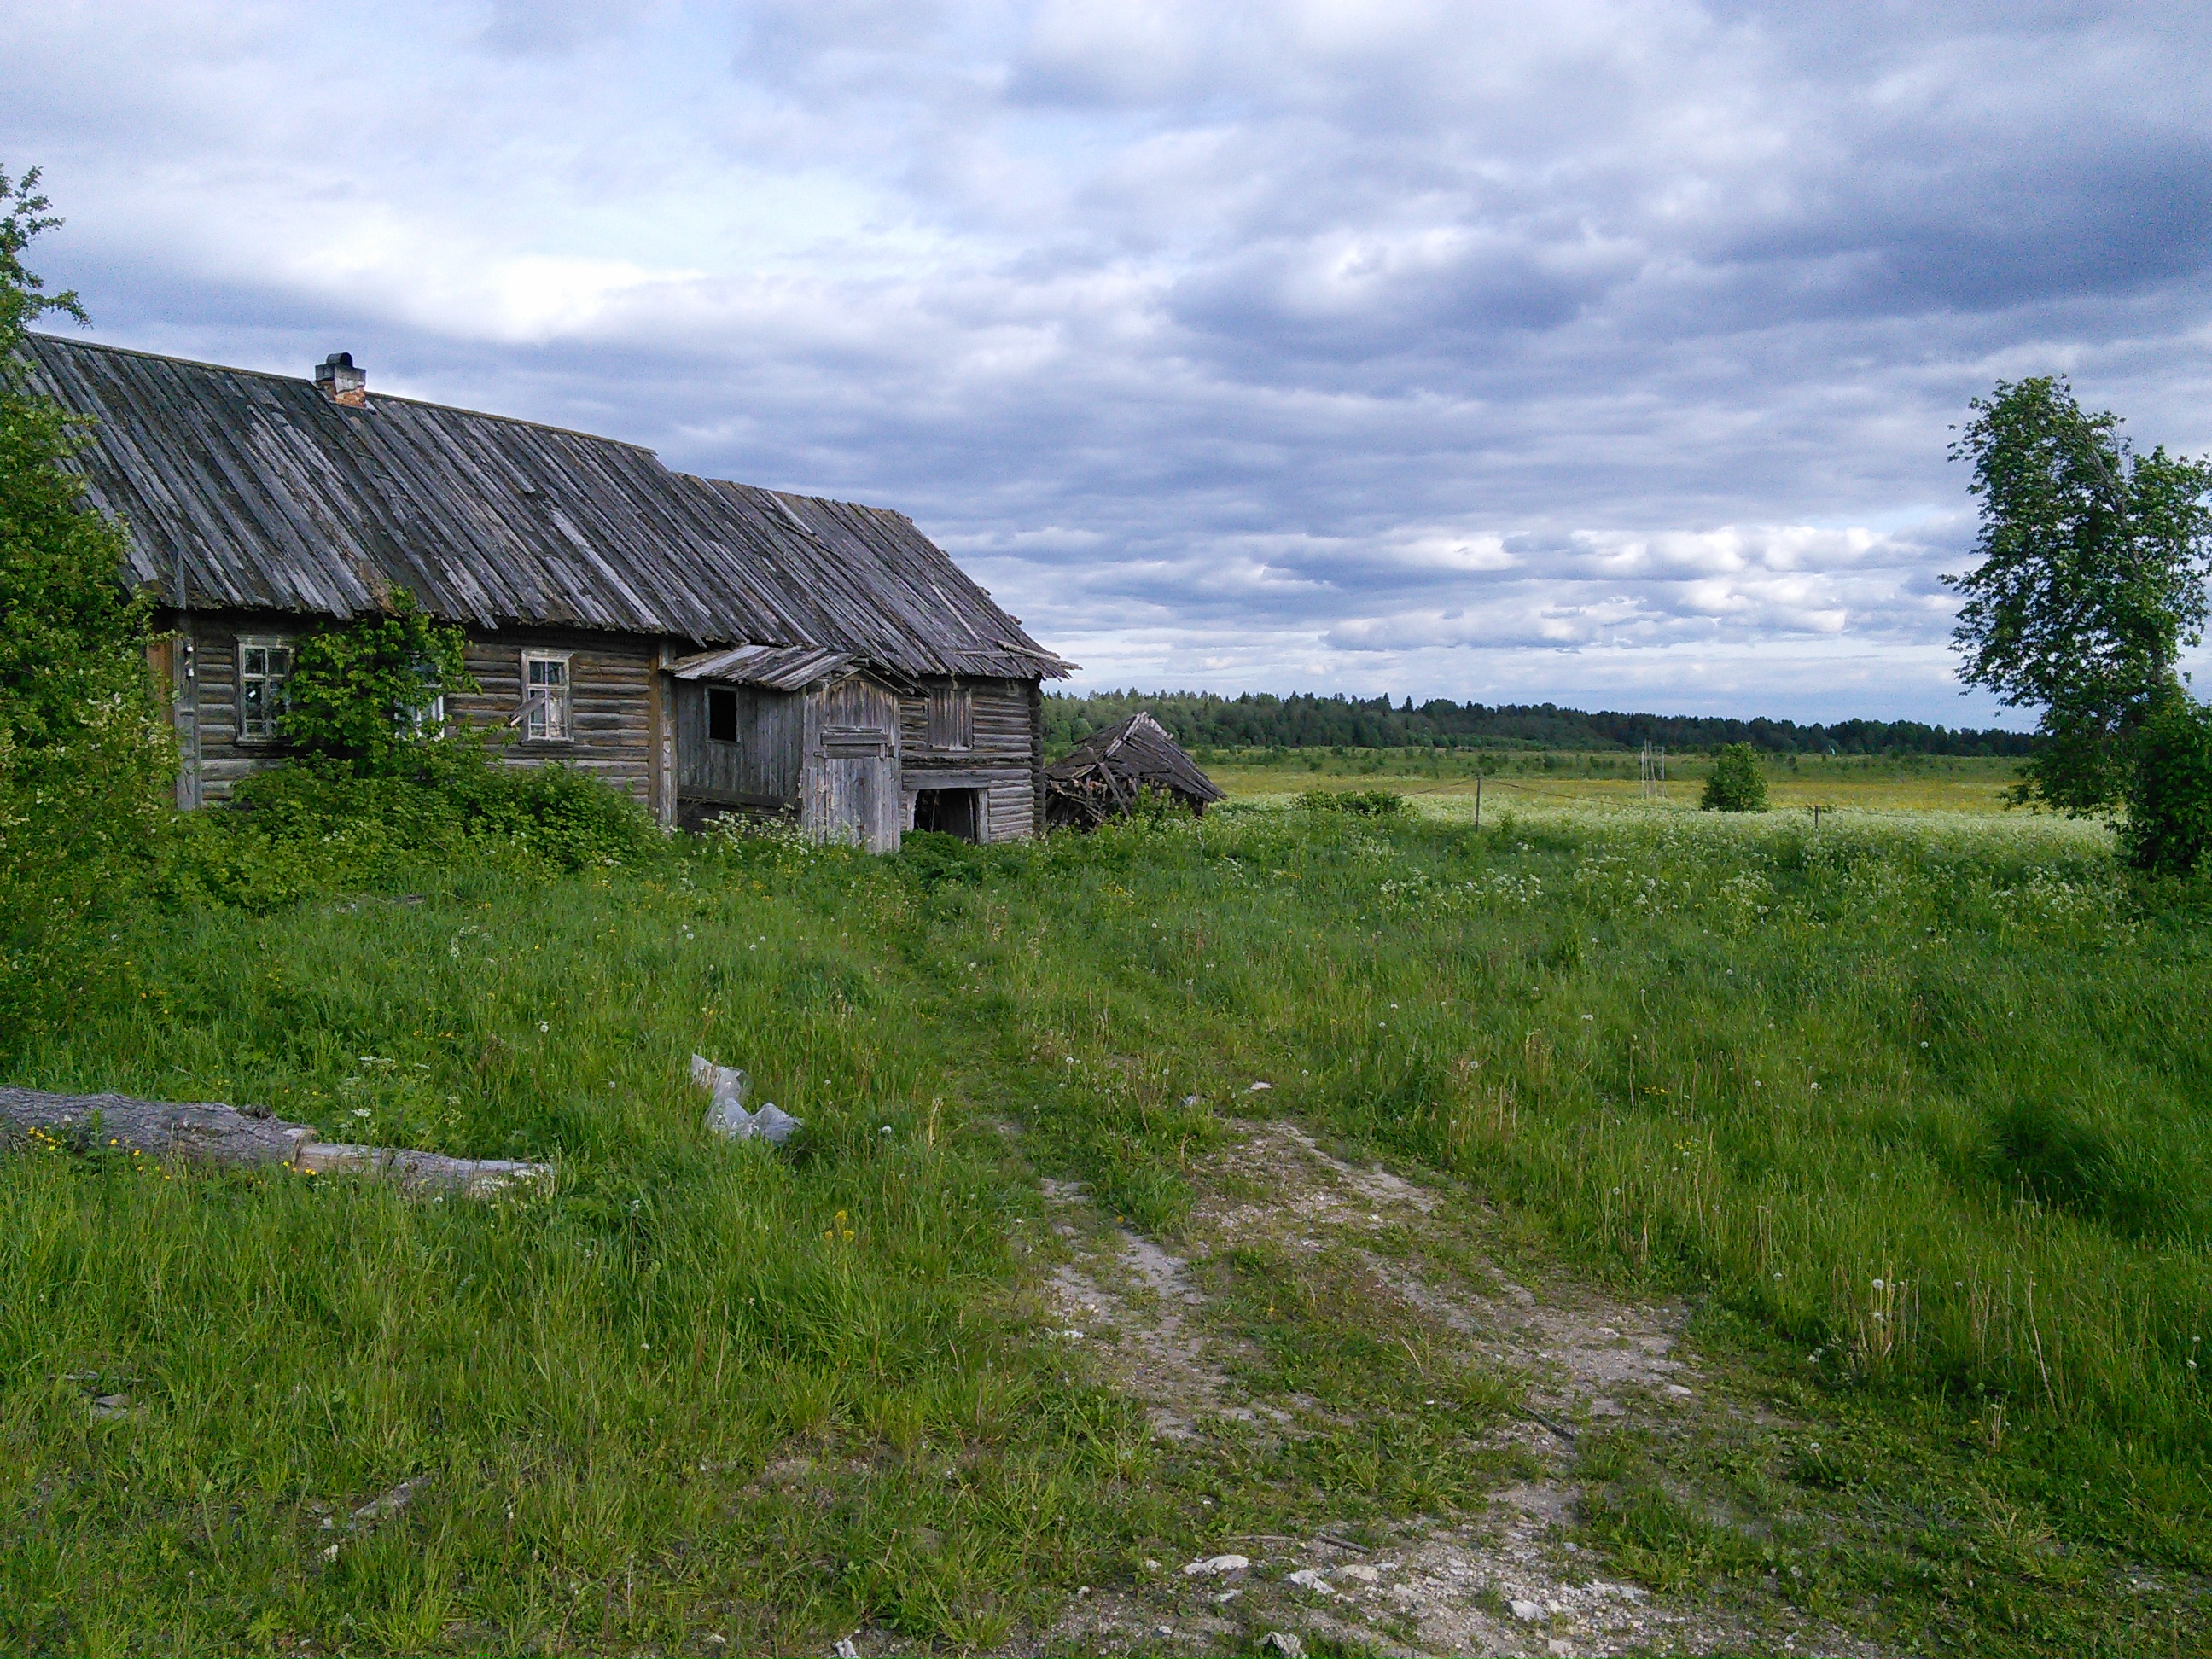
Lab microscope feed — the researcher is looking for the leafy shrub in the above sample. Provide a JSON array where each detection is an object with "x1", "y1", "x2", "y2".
[
  {"x1": 1299, "y1": 787, "x2": 1406, "y2": 816},
  {"x1": 894, "y1": 829, "x2": 994, "y2": 890},
  {"x1": 1700, "y1": 743, "x2": 1769, "y2": 812},
  {"x1": 0, "y1": 168, "x2": 172, "y2": 1040},
  {"x1": 280, "y1": 590, "x2": 477, "y2": 773},
  {"x1": 149, "y1": 753, "x2": 661, "y2": 912},
  {"x1": 249, "y1": 754, "x2": 656, "y2": 866},
  {"x1": 2120, "y1": 694, "x2": 2212, "y2": 876}
]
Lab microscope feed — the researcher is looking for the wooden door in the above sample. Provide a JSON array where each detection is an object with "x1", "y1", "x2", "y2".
[{"x1": 801, "y1": 676, "x2": 902, "y2": 852}]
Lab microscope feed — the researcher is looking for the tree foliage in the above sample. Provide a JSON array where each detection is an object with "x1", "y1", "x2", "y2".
[
  {"x1": 281, "y1": 590, "x2": 479, "y2": 776},
  {"x1": 2118, "y1": 692, "x2": 2212, "y2": 877},
  {"x1": 1947, "y1": 376, "x2": 2212, "y2": 815},
  {"x1": 1045, "y1": 689, "x2": 2035, "y2": 759},
  {"x1": 1700, "y1": 742, "x2": 1769, "y2": 812},
  {"x1": 0, "y1": 165, "x2": 171, "y2": 1040}
]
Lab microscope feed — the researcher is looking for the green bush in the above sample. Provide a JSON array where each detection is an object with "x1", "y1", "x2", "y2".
[
  {"x1": 1700, "y1": 742, "x2": 1770, "y2": 812},
  {"x1": 1298, "y1": 787, "x2": 1406, "y2": 816},
  {"x1": 0, "y1": 168, "x2": 172, "y2": 1040},
  {"x1": 2120, "y1": 694, "x2": 2212, "y2": 876},
  {"x1": 280, "y1": 589, "x2": 477, "y2": 773},
  {"x1": 246, "y1": 753, "x2": 657, "y2": 867},
  {"x1": 145, "y1": 750, "x2": 661, "y2": 913}
]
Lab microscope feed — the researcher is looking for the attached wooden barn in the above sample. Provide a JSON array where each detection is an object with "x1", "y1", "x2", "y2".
[
  {"x1": 22, "y1": 335, "x2": 1073, "y2": 851},
  {"x1": 1045, "y1": 712, "x2": 1224, "y2": 829}
]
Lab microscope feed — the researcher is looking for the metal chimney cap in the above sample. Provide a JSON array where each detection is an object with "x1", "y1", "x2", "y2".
[{"x1": 315, "y1": 352, "x2": 367, "y2": 404}]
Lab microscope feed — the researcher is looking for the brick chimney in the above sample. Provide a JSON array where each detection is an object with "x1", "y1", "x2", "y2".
[{"x1": 314, "y1": 352, "x2": 367, "y2": 406}]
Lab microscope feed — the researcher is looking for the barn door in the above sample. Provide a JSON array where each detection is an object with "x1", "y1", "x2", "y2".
[{"x1": 803, "y1": 677, "x2": 902, "y2": 852}]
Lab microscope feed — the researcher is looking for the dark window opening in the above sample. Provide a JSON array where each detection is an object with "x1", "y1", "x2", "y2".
[
  {"x1": 913, "y1": 787, "x2": 981, "y2": 842},
  {"x1": 707, "y1": 685, "x2": 738, "y2": 744}
]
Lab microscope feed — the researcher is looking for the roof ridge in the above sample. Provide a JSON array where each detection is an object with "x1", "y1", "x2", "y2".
[
  {"x1": 23, "y1": 331, "x2": 661, "y2": 455},
  {"x1": 23, "y1": 330, "x2": 1075, "y2": 679}
]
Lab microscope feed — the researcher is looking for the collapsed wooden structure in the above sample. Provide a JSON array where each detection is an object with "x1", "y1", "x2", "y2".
[
  {"x1": 1045, "y1": 712, "x2": 1224, "y2": 830},
  {"x1": 20, "y1": 335, "x2": 1074, "y2": 850}
]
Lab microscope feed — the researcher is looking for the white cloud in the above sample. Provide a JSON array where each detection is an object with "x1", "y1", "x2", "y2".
[{"x1": 4, "y1": 0, "x2": 2209, "y2": 722}]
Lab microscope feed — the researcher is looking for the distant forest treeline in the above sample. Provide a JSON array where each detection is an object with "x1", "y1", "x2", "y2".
[{"x1": 1044, "y1": 690, "x2": 2038, "y2": 757}]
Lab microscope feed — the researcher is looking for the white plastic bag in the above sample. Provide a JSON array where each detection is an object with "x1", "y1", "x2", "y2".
[{"x1": 690, "y1": 1054, "x2": 802, "y2": 1146}]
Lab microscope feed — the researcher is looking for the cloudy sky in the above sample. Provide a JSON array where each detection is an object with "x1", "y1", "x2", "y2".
[{"x1": 7, "y1": 2, "x2": 2211, "y2": 722}]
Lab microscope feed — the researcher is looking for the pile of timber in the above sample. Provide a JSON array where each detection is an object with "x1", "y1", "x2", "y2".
[
  {"x1": 0, "y1": 1086, "x2": 545, "y2": 1196},
  {"x1": 1045, "y1": 712, "x2": 1225, "y2": 830}
]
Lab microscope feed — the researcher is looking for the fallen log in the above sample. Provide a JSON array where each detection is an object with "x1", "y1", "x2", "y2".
[{"x1": 0, "y1": 1086, "x2": 547, "y2": 1196}]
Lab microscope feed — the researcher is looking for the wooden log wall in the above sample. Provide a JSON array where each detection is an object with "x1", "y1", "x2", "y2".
[
  {"x1": 1028, "y1": 680, "x2": 1045, "y2": 835},
  {"x1": 155, "y1": 610, "x2": 272, "y2": 803},
  {"x1": 154, "y1": 610, "x2": 661, "y2": 804},
  {"x1": 149, "y1": 614, "x2": 1048, "y2": 847},
  {"x1": 899, "y1": 675, "x2": 1041, "y2": 841},
  {"x1": 451, "y1": 628, "x2": 657, "y2": 801},
  {"x1": 986, "y1": 777, "x2": 1033, "y2": 842}
]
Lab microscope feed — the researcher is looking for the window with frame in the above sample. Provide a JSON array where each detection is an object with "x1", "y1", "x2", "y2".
[
  {"x1": 707, "y1": 685, "x2": 739, "y2": 744},
  {"x1": 398, "y1": 656, "x2": 446, "y2": 736},
  {"x1": 927, "y1": 684, "x2": 973, "y2": 751},
  {"x1": 522, "y1": 651, "x2": 571, "y2": 741},
  {"x1": 237, "y1": 638, "x2": 294, "y2": 742}
]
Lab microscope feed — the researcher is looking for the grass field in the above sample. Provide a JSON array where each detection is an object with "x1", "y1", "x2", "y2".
[
  {"x1": 1202, "y1": 746, "x2": 2029, "y2": 815},
  {"x1": 3, "y1": 785, "x2": 2209, "y2": 1655}
]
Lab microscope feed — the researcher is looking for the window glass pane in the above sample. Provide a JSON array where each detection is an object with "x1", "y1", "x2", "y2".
[
  {"x1": 524, "y1": 655, "x2": 569, "y2": 739},
  {"x1": 396, "y1": 656, "x2": 445, "y2": 733},
  {"x1": 238, "y1": 639, "x2": 290, "y2": 739}
]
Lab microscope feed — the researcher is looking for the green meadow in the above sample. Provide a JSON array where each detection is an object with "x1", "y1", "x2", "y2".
[
  {"x1": 3, "y1": 786, "x2": 2209, "y2": 1654},
  {"x1": 1203, "y1": 744, "x2": 2029, "y2": 814}
]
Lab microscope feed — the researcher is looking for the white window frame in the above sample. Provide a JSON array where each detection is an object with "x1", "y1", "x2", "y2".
[
  {"x1": 398, "y1": 655, "x2": 447, "y2": 736},
  {"x1": 522, "y1": 650, "x2": 573, "y2": 742},
  {"x1": 236, "y1": 637, "x2": 294, "y2": 743},
  {"x1": 399, "y1": 690, "x2": 447, "y2": 736}
]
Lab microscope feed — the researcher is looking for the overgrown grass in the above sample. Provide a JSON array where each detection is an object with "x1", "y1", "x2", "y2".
[
  {"x1": 1208, "y1": 745, "x2": 2030, "y2": 813},
  {"x1": 3, "y1": 797, "x2": 2209, "y2": 1650}
]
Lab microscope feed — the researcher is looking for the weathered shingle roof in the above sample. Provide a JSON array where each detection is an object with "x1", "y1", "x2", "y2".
[
  {"x1": 672, "y1": 643, "x2": 882, "y2": 693},
  {"x1": 18, "y1": 333, "x2": 1071, "y2": 681},
  {"x1": 1046, "y1": 712, "x2": 1224, "y2": 827}
]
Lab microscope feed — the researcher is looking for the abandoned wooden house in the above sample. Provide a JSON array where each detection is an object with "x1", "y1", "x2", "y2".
[
  {"x1": 1045, "y1": 712, "x2": 1224, "y2": 829},
  {"x1": 22, "y1": 335, "x2": 1073, "y2": 851}
]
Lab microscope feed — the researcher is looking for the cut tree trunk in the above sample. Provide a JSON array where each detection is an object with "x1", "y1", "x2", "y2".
[{"x1": 0, "y1": 1087, "x2": 547, "y2": 1197}]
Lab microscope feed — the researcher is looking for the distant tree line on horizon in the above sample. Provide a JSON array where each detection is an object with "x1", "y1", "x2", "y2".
[{"x1": 1043, "y1": 689, "x2": 2040, "y2": 758}]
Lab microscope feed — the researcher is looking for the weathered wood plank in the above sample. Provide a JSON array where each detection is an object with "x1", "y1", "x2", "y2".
[
  {"x1": 21, "y1": 333, "x2": 1070, "y2": 682},
  {"x1": 0, "y1": 1087, "x2": 545, "y2": 1196}
]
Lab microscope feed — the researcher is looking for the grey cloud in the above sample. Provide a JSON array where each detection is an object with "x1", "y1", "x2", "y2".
[{"x1": 4, "y1": 0, "x2": 2209, "y2": 721}]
